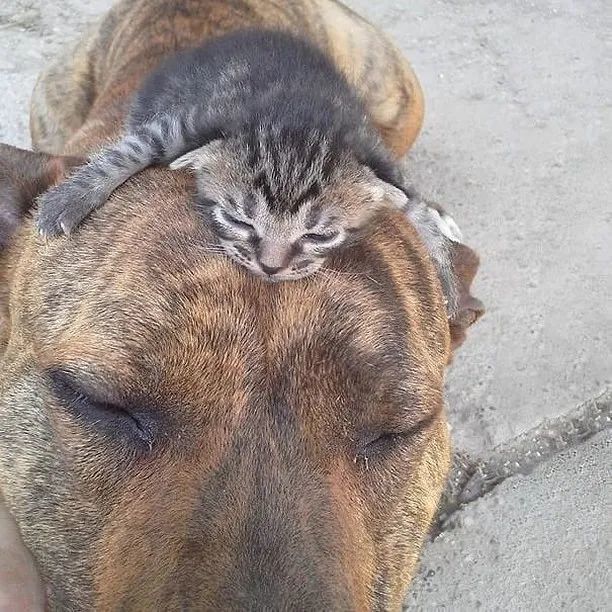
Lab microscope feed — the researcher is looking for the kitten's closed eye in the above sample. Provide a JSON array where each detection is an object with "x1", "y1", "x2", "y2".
[
  {"x1": 219, "y1": 209, "x2": 254, "y2": 232},
  {"x1": 302, "y1": 231, "x2": 340, "y2": 245}
]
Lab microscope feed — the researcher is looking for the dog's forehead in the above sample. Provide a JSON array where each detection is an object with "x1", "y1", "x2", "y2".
[{"x1": 17, "y1": 175, "x2": 448, "y2": 410}]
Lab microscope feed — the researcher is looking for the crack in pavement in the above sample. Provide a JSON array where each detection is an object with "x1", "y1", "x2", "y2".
[{"x1": 434, "y1": 387, "x2": 611, "y2": 535}]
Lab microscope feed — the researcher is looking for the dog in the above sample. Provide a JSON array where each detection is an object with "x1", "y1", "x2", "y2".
[{"x1": 0, "y1": 0, "x2": 483, "y2": 609}]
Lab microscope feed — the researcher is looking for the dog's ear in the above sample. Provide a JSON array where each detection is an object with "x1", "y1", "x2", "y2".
[
  {"x1": 0, "y1": 143, "x2": 83, "y2": 249},
  {"x1": 448, "y1": 242, "x2": 485, "y2": 353},
  {"x1": 0, "y1": 144, "x2": 83, "y2": 350}
]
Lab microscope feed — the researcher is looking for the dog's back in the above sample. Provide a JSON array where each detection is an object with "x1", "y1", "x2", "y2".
[{"x1": 30, "y1": 0, "x2": 424, "y2": 159}]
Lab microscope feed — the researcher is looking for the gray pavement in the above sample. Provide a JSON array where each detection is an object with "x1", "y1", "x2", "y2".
[
  {"x1": 1, "y1": 0, "x2": 610, "y2": 609},
  {"x1": 407, "y1": 430, "x2": 610, "y2": 611}
]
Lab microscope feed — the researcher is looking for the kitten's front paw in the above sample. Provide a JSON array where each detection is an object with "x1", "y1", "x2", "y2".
[{"x1": 36, "y1": 182, "x2": 96, "y2": 237}]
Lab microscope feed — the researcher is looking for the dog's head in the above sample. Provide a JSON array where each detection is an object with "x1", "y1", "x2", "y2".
[{"x1": 0, "y1": 143, "x2": 481, "y2": 610}]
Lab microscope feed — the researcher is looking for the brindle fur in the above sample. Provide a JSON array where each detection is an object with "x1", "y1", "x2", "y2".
[
  {"x1": 0, "y1": 1, "x2": 481, "y2": 610},
  {"x1": 30, "y1": 0, "x2": 424, "y2": 159}
]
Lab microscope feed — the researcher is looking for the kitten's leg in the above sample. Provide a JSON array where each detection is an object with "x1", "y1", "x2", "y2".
[
  {"x1": 402, "y1": 187, "x2": 484, "y2": 346},
  {"x1": 36, "y1": 119, "x2": 187, "y2": 237}
]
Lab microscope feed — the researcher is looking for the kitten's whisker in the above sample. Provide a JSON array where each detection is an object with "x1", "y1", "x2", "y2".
[
  {"x1": 199, "y1": 247, "x2": 227, "y2": 254},
  {"x1": 198, "y1": 243, "x2": 227, "y2": 251},
  {"x1": 320, "y1": 268, "x2": 368, "y2": 279},
  {"x1": 199, "y1": 247, "x2": 230, "y2": 256}
]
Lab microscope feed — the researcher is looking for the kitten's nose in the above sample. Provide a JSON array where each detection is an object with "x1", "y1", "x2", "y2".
[
  {"x1": 257, "y1": 241, "x2": 288, "y2": 276},
  {"x1": 260, "y1": 263, "x2": 283, "y2": 276}
]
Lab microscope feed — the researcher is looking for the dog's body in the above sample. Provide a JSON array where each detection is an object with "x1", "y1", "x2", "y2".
[
  {"x1": 30, "y1": 0, "x2": 424, "y2": 160},
  {"x1": 0, "y1": 1, "x2": 482, "y2": 610}
]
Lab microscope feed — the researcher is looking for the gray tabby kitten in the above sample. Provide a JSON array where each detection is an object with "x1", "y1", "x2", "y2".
[
  {"x1": 37, "y1": 29, "x2": 410, "y2": 282},
  {"x1": 37, "y1": 29, "x2": 464, "y2": 313}
]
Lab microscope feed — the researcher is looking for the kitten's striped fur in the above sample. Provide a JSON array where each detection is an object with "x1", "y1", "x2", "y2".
[
  {"x1": 37, "y1": 29, "x2": 410, "y2": 281},
  {"x1": 35, "y1": 11, "x2": 465, "y2": 313}
]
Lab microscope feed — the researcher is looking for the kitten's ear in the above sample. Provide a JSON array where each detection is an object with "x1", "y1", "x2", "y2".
[
  {"x1": 379, "y1": 181, "x2": 409, "y2": 210},
  {"x1": 170, "y1": 139, "x2": 226, "y2": 172},
  {"x1": 361, "y1": 166, "x2": 409, "y2": 210},
  {"x1": 0, "y1": 143, "x2": 83, "y2": 248}
]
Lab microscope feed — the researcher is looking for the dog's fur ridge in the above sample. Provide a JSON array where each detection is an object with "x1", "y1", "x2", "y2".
[{"x1": 0, "y1": 0, "x2": 483, "y2": 610}]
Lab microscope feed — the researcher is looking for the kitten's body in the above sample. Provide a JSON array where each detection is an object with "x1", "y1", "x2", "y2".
[{"x1": 37, "y1": 29, "x2": 409, "y2": 280}]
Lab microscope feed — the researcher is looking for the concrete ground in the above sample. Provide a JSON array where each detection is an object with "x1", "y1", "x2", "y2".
[{"x1": 1, "y1": 0, "x2": 610, "y2": 609}]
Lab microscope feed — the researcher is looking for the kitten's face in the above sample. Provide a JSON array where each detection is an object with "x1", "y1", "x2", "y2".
[
  {"x1": 210, "y1": 195, "x2": 345, "y2": 281},
  {"x1": 171, "y1": 134, "x2": 407, "y2": 281}
]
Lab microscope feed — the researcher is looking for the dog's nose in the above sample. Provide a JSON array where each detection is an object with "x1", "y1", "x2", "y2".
[{"x1": 260, "y1": 263, "x2": 283, "y2": 276}]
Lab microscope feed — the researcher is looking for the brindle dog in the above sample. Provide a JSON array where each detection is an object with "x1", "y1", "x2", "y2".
[{"x1": 0, "y1": 0, "x2": 483, "y2": 610}]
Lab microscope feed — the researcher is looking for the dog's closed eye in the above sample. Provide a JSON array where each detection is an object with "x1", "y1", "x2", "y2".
[{"x1": 45, "y1": 368, "x2": 156, "y2": 452}]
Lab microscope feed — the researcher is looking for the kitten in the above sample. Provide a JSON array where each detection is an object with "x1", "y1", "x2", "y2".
[{"x1": 36, "y1": 29, "x2": 410, "y2": 281}]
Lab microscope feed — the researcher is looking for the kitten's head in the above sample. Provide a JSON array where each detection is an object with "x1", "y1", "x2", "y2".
[{"x1": 170, "y1": 128, "x2": 407, "y2": 281}]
